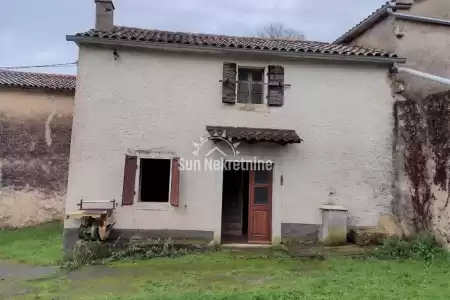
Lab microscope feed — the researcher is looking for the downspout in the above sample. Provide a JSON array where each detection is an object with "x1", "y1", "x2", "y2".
[
  {"x1": 391, "y1": 63, "x2": 450, "y2": 86},
  {"x1": 387, "y1": 7, "x2": 450, "y2": 26}
]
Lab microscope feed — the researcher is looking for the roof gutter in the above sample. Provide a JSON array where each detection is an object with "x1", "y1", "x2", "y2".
[
  {"x1": 386, "y1": 7, "x2": 450, "y2": 26},
  {"x1": 66, "y1": 35, "x2": 405, "y2": 65},
  {"x1": 391, "y1": 63, "x2": 450, "y2": 86}
]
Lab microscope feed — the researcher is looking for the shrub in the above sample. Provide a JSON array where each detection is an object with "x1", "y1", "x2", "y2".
[{"x1": 372, "y1": 234, "x2": 445, "y2": 262}]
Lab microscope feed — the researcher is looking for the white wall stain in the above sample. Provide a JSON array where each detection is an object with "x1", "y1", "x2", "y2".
[
  {"x1": 0, "y1": 160, "x2": 3, "y2": 190},
  {"x1": 45, "y1": 96, "x2": 57, "y2": 147}
]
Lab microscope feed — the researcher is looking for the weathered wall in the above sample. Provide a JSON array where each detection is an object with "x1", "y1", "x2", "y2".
[
  {"x1": 350, "y1": 0, "x2": 450, "y2": 98},
  {"x1": 348, "y1": 0, "x2": 450, "y2": 241},
  {"x1": 0, "y1": 88, "x2": 73, "y2": 227},
  {"x1": 351, "y1": 15, "x2": 398, "y2": 53},
  {"x1": 66, "y1": 44, "x2": 394, "y2": 245},
  {"x1": 394, "y1": 90, "x2": 450, "y2": 246}
]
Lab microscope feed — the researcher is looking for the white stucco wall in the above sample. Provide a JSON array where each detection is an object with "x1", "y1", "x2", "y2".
[{"x1": 66, "y1": 45, "x2": 394, "y2": 243}]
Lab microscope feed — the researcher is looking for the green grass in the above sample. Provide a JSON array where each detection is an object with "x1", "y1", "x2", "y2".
[
  {"x1": 14, "y1": 251, "x2": 450, "y2": 300},
  {"x1": 2, "y1": 225, "x2": 450, "y2": 299},
  {"x1": 0, "y1": 222, "x2": 63, "y2": 265}
]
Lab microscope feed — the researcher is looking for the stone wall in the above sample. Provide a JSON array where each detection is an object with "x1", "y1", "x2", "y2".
[{"x1": 0, "y1": 87, "x2": 73, "y2": 228}]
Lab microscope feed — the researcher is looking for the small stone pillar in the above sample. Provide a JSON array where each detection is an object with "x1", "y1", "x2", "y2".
[{"x1": 319, "y1": 205, "x2": 348, "y2": 245}]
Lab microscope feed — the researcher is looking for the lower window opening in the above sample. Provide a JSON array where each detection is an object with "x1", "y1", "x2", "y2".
[{"x1": 140, "y1": 158, "x2": 171, "y2": 203}]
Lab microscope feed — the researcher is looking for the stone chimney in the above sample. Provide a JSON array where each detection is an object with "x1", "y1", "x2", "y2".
[{"x1": 95, "y1": 0, "x2": 115, "y2": 32}]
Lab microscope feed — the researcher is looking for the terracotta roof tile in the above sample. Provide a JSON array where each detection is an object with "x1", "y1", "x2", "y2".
[
  {"x1": 0, "y1": 70, "x2": 76, "y2": 92},
  {"x1": 72, "y1": 26, "x2": 400, "y2": 60},
  {"x1": 206, "y1": 126, "x2": 302, "y2": 144}
]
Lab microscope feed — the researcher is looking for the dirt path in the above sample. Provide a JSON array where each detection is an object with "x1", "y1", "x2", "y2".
[
  {"x1": 0, "y1": 260, "x2": 124, "y2": 298},
  {"x1": 0, "y1": 260, "x2": 58, "y2": 298}
]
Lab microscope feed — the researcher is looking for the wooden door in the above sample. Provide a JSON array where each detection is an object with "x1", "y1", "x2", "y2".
[{"x1": 248, "y1": 167, "x2": 272, "y2": 243}]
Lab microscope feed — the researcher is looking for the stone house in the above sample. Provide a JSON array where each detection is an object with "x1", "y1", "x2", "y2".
[
  {"x1": 0, "y1": 70, "x2": 75, "y2": 228},
  {"x1": 335, "y1": 0, "x2": 450, "y2": 99},
  {"x1": 63, "y1": 0, "x2": 406, "y2": 251},
  {"x1": 336, "y1": 0, "x2": 450, "y2": 243}
]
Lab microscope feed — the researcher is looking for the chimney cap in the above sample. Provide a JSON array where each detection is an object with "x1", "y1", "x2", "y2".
[{"x1": 95, "y1": 0, "x2": 115, "y2": 10}]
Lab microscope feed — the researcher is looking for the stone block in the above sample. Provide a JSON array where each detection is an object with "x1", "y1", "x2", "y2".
[
  {"x1": 319, "y1": 205, "x2": 348, "y2": 245},
  {"x1": 349, "y1": 227, "x2": 388, "y2": 246},
  {"x1": 379, "y1": 214, "x2": 403, "y2": 237}
]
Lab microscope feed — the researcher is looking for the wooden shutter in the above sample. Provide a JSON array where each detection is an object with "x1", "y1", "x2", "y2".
[
  {"x1": 267, "y1": 65, "x2": 284, "y2": 106},
  {"x1": 222, "y1": 62, "x2": 237, "y2": 104},
  {"x1": 122, "y1": 155, "x2": 137, "y2": 206},
  {"x1": 170, "y1": 157, "x2": 180, "y2": 207}
]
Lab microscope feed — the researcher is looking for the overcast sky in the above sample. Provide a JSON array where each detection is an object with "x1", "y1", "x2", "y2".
[{"x1": 0, "y1": 0, "x2": 386, "y2": 75}]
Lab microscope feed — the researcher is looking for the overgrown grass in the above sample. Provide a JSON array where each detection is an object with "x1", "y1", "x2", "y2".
[
  {"x1": 372, "y1": 234, "x2": 447, "y2": 262},
  {"x1": 2, "y1": 225, "x2": 450, "y2": 299},
  {"x1": 15, "y1": 251, "x2": 450, "y2": 300},
  {"x1": 0, "y1": 222, "x2": 63, "y2": 265}
]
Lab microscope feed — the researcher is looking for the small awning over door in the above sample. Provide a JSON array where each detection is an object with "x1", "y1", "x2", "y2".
[{"x1": 206, "y1": 126, "x2": 302, "y2": 145}]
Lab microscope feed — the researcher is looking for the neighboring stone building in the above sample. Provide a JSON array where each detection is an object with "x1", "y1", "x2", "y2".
[
  {"x1": 0, "y1": 70, "x2": 75, "y2": 228},
  {"x1": 63, "y1": 0, "x2": 405, "y2": 252},
  {"x1": 336, "y1": 0, "x2": 450, "y2": 245},
  {"x1": 335, "y1": 0, "x2": 450, "y2": 99}
]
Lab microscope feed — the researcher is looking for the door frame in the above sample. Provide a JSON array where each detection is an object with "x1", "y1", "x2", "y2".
[{"x1": 247, "y1": 164, "x2": 273, "y2": 244}]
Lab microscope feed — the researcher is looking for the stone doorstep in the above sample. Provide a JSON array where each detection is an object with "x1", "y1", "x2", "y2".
[{"x1": 221, "y1": 243, "x2": 273, "y2": 249}]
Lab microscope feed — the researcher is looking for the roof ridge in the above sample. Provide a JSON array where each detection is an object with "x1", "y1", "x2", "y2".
[
  {"x1": 0, "y1": 69, "x2": 76, "y2": 78},
  {"x1": 113, "y1": 25, "x2": 328, "y2": 44},
  {"x1": 334, "y1": 2, "x2": 391, "y2": 43},
  {"x1": 0, "y1": 69, "x2": 76, "y2": 92},
  {"x1": 71, "y1": 26, "x2": 403, "y2": 61}
]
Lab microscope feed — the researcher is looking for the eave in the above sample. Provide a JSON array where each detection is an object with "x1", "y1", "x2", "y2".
[{"x1": 67, "y1": 35, "x2": 406, "y2": 65}]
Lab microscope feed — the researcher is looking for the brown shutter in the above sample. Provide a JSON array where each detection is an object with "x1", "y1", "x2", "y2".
[
  {"x1": 170, "y1": 157, "x2": 180, "y2": 207},
  {"x1": 222, "y1": 62, "x2": 237, "y2": 104},
  {"x1": 122, "y1": 155, "x2": 137, "y2": 206},
  {"x1": 267, "y1": 65, "x2": 284, "y2": 106}
]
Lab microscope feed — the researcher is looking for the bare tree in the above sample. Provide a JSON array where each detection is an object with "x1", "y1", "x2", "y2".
[{"x1": 258, "y1": 23, "x2": 305, "y2": 40}]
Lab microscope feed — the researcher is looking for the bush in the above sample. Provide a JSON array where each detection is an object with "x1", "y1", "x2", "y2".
[{"x1": 372, "y1": 234, "x2": 445, "y2": 261}]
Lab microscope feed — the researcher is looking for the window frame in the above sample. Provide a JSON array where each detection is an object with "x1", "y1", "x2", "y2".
[
  {"x1": 236, "y1": 66, "x2": 267, "y2": 105},
  {"x1": 134, "y1": 154, "x2": 173, "y2": 204}
]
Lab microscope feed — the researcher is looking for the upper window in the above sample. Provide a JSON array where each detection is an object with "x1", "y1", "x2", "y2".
[
  {"x1": 221, "y1": 63, "x2": 285, "y2": 106},
  {"x1": 237, "y1": 68, "x2": 264, "y2": 104}
]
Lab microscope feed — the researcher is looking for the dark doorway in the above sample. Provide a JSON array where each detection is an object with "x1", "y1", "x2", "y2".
[
  {"x1": 221, "y1": 163, "x2": 250, "y2": 243},
  {"x1": 221, "y1": 162, "x2": 273, "y2": 244}
]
